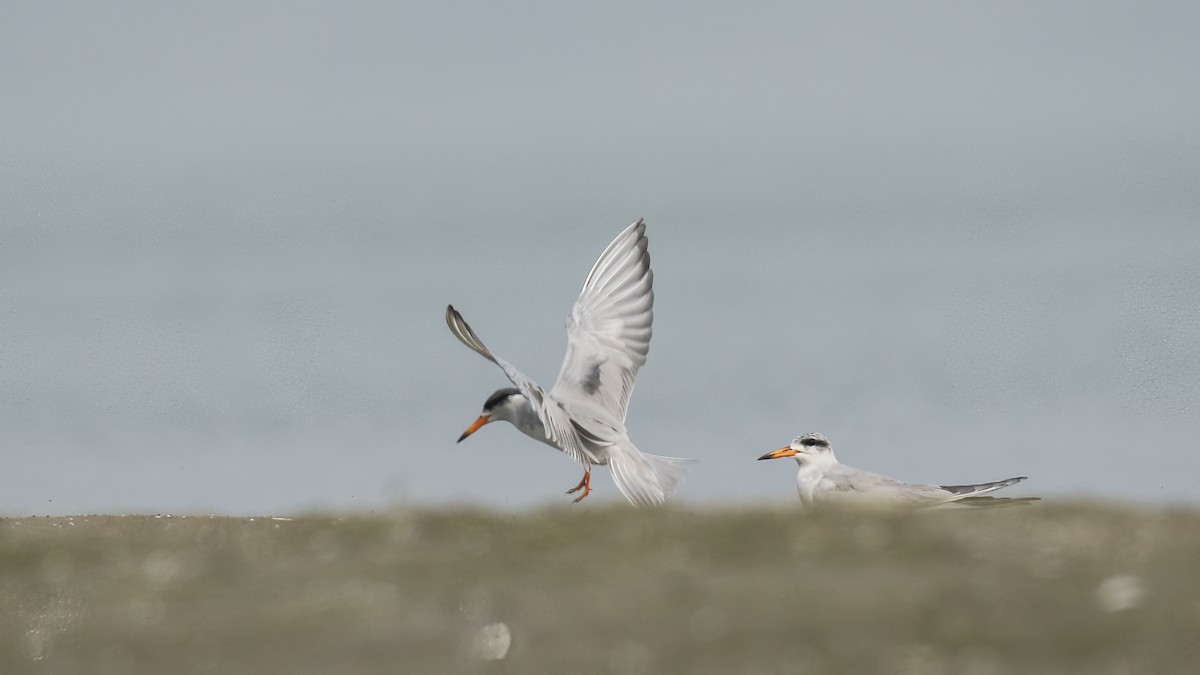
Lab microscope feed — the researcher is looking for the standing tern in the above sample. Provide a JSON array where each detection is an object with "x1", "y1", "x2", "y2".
[
  {"x1": 758, "y1": 433, "x2": 1033, "y2": 508},
  {"x1": 446, "y1": 219, "x2": 692, "y2": 506}
]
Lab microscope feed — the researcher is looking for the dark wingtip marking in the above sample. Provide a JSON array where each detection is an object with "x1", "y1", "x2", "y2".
[
  {"x1": 445, "y1": 304, "x2": 464, "y2": 331},
  {"x1": 939, "y1": 476, "x2": 1029, "y2": 495}
]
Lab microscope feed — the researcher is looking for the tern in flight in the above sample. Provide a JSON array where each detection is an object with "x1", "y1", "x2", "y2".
[
  {"x1": 447, "y1": 219, "x2": 691, "y2": 506},
  {"x1": 759, "y1": 433, "x2": 1033, "y2": 508}
]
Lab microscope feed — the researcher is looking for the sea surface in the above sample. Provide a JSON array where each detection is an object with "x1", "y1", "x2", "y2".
[{"x1": 4, "y1": 156, "x2": 1198, "y2": 516}]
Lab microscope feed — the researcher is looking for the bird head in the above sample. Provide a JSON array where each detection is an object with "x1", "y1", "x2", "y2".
[
  {"x1": 457, "y1": 387, "x2": 523, "y2": 442},
  {"x1": 757, "y1": 433, "x2": 833, "y2": 464}
]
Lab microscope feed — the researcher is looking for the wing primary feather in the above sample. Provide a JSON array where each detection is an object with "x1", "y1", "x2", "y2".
[
  {"x1": 445, "y1": 305, "x2": 497, "y2": 363},
  {"x1": 579, "y1": 219, "x2": 645, "y2": 292},
  {"x1": 588, "y1": 237, "x2": 648, "y2": 293}
]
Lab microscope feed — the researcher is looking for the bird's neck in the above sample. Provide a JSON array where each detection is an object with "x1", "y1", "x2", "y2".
[
  {"x1": 795, "y1": 461, "x2": 822, "y2": 505},
  {"x1": 798, "y1": 451, "x2": 838, "y2": 471},
  {"x1": 499, "y1": 396, "x2": 556, "y2": 448}
]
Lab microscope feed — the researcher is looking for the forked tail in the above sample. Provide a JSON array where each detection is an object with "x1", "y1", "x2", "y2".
[{"x1": 608, "y1": 443, "x2": 695, "y2": 507}]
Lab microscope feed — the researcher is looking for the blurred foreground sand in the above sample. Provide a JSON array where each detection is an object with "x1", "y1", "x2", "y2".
[{"x1": 2, "y1": 504, "x2": 1198, "y2": 674}]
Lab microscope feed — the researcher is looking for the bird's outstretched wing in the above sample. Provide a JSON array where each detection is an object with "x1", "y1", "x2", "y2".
[
  {"x1": 445, "y1": 304, "x2": 593, "y2": 464},
  {"x1": 549, "y1": 219, "x2": 653, "y2": 424}
]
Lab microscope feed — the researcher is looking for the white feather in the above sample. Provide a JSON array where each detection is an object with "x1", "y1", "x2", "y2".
[{"x1": 446, "y1": 219, "x2": 693, "y2": 505}]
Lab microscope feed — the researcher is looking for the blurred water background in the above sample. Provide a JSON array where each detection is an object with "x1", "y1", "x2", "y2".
[{"x1": 3, "y1": 1, "x2": 1198, "y2": 515}]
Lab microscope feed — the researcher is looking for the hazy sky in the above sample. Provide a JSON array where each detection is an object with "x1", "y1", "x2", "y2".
[
  {"x1": 6, "y1": 2, "x2": 1198, "y2": 164},
  {"x1": 3, "y1": 2, "x2": 1198, "y2": 514}
]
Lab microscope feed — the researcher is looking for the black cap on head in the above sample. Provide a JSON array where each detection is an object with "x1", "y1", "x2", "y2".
[{"x1": 483, "y1": 387, "x2": 521, "y2": 411}]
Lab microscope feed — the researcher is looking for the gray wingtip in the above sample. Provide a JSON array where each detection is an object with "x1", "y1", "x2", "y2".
[
  {"x1": 954, "y1": 496, "x2": 1042, "y2": 508},
  {"x1": 445, "y1": 303, "x2": 501, "y2": 366},
  {"x1": 446, "y1": 304, "x2": 470, "y2": 333},
  {"x1": 938, "y1": 475, "x2": 1029, "y2": 496}
]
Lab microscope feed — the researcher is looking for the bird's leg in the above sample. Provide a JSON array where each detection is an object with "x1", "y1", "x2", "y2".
[{"x1": 566, "y1": 469, "x2": 592, "y2": 503}]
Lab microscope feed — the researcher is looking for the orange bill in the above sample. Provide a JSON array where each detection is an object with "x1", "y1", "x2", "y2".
[
  {"x1": 457, "y1": 414, "x2": 491, "y2": 443},
  {"x1": 757, "y1": 447, "x2": 798, "y2": 460}
]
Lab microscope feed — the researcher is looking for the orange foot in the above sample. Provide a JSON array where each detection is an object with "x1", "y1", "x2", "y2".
[{"x1": 566, "y1": 470, "x2": 592, "y2": 504}]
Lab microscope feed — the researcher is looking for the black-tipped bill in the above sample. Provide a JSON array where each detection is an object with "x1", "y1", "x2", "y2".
[
  {"x1": 457, "y1": 414, "x2": 490, "y2": 443},
  {"x1": 758, "y1": 447, "x2": 798, "y2": 461}
]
